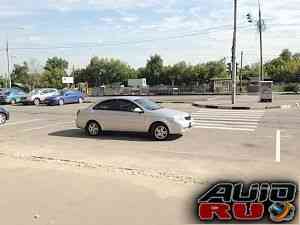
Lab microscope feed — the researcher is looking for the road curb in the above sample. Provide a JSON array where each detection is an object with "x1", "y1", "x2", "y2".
[{"x1": 192, "y1": 102, "x2": 295, "y2": 110}]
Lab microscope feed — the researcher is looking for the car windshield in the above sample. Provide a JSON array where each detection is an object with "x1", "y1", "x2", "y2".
[{"x1": 135, "y1": 98, "x2": 161, "y2": 111}]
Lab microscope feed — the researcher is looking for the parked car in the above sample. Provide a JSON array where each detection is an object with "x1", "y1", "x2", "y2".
[
  {"x1": 23, "y1": 88, "x2": 59, "y2": 105},
  {"x1": 0, "y1": 88, "x2": 27, "y2": 104},
  {"x1": 45, "y1": 90, "x2": 84, "y2": 106},
  {"x1": 76, "y1": 96, "x2": 192, "y2": 141},
  {"x1": 0, "y1": 107, "x2": 9, "y2": 125}
]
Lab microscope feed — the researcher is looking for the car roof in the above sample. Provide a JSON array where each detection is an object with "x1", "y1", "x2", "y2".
[{"x1": 95, "y1": 96, "x2": 144, "y2": 104}]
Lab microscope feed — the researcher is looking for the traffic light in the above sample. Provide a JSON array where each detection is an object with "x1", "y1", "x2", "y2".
[{"x1": 227, "y1": 63, "x2": 232, "y2": 74}]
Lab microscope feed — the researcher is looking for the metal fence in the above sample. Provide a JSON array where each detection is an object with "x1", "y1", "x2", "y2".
[{"x1": 86, "y1": 80, "x2": 258, "y2": 97}]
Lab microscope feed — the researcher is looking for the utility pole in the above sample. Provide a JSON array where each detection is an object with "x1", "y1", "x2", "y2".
[
  {"x1": 6, "y1": 40, "x2": 11, "y2": 88},
  {"x1": 231, "y1": 0, "x2": 237, "y2": 104},
  {"x1": 240, "y1": 51, "x2": 243, "y2": 93},
  {"x1": 258, "y1": 0, "x2": 264, "y2": 81}
]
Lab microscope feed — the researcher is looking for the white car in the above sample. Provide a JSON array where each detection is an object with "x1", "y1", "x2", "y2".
[
  {"x1": 23, "y1": 88, "x2": 59, "y2": 105},
  {"x1": 76, "y1": 97, "x2": 192, "y2": 140}
]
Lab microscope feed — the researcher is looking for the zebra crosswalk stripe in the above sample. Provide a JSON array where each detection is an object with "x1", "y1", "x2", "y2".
[{"x1": 191, "y1": 109, "x2": 264, "y2": 132}]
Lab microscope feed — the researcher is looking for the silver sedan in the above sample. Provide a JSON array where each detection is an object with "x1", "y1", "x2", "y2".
[{"x1": 76, "y1": 96, "x2": 192, "y2": 140}]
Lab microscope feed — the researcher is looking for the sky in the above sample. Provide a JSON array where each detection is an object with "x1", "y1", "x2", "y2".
[{"x1": 0, "y1": 0, "x2": 299, "y2": 73}]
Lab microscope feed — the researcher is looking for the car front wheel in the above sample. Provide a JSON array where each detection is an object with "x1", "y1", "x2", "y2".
[
  {"x1": 86, "y1": 121, "x2": 101, "y2": 136},
  {"x1": 34, "y1": 98, "x2": 40, "y2": 106},
  {"x1": 0, "y1": 113, "x2": 7, "y2": 126},
  {"x1": 11, "y1": 99, "x2": 16, "y2": 105},
  {"x1": 151, "y1": 123, "x2": 169, "y2": 141}
]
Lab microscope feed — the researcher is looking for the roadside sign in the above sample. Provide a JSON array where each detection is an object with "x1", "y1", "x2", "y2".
[
  {"x1": 259, "y1": 81, "x2": 273, "y2": 102},
  {"x1": 62, "y1": 77, "x2": 74, "y2": 84}
]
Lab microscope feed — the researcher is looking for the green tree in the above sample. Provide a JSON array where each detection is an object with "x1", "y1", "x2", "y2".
[
  {"x1": 41, "y1": 57, "x2": 69, "y2": 88},
  {"x1": 265, "y1": 49, "x2": 300, "y2": 82},
  {"x1": 0, "y1": 77, "x2": 7, "y2": 87},
  {"x1": 11, "y1": 62, "x2": 30, "y2": 87},
  {"x1": 81, "y1": 57, "x2": 137, "y2": 86},
  {"x1": 280, "y1": 49, "x2": 292, "y2": 61},
  {"x1": 192, "y1": 64, "x2": 209, "y2": 84},
  {"x1": 144, "y1": 54, "x2": 164, "y2": 86}
]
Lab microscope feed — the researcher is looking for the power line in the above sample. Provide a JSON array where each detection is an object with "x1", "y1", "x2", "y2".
[{"x1": 0, "y1": 24, "x2": 251, "y2": 52}]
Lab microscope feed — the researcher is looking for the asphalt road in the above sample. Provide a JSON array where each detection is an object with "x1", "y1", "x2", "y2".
[{"x1": 0, "y1": 100, "x2": 299, "y2": 224}]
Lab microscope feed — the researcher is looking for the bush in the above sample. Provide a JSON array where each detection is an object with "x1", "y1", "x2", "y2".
[{"x1": 283, "y1": 83, "x2": 300, "y2": 93}]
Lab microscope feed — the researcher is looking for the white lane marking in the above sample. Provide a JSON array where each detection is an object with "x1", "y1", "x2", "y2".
[
  {"x1": 194, "y1": 113, "x2": 264, "y2": 116},
  {"x1": 193, "y1": 111, "x2": 264, "y2": 114},
  {"x1": 193, "y1": 110, "x2": 264, "y2": 113},
  {"x1": 192, "y1": 114, "x2": 263, "y2": 119},
  {"x1": 22, "y1": 122, "x2": 74, "y2": 132},
  {"x1": 192, "y1": 118, "x2": 260, "y2": 122},
  {"x1": 191, "y1": 109, "x2": 264, "y2": 132},
  {"x1": 7, "y1": 119, "x2": 43, "y2": 126},
  {"x1": 276, "y1": 130, "x2": 281, "y2": 162},
  {"x1": 196, "y1": 109, "x2": 264, "y2": 112},
  {"x1": 192, "y1": 123, "x2": 257, "y2": 128},
  {"x1": 193, "y1": 126, "x2": 255, "y2": 132},
  {"x1": 192, "y1": 120, "x2": 258, "y2": 125}
]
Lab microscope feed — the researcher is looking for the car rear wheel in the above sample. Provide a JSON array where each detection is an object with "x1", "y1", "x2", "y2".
[
  {"x1": 34, "y1": 98, "x2": 40, "y2": 106},
  {"x1": 151, "y1": 123, "x2": 169, "y2": 141},
  {"x1": 86, "y1": 121, "x2": 101, "y2": 136},
  {"x1": 0, "y1": 113, "x2": 6, "y2": 126},
  {"x1": 58, "y1": 99, "x2": 64, "y2": 106}
]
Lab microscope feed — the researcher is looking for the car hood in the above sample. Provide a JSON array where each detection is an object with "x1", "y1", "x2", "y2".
[{"x1": 149, "y1": 108, "x2": 189, "y2": 119}]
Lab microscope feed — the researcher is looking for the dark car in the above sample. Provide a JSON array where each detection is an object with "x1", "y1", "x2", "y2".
[
  {"x1": 45, "y1": 90, "x2": 85, "y2": 106},
  {"x1": 0, "y1": 107, "x2": 9, "y2": 125}
]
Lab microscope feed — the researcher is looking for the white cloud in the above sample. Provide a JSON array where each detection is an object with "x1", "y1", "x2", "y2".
[
  {"x1": 99, "y1": 17, "x2": 114, "y2": 23},
  {"x1": 121, "y1": 16, "x2": 139, "y2": 23}
]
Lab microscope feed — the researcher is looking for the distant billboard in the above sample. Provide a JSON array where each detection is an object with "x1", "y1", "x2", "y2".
[{"x1": 62, "y1": 77, "x2": 74, "y2": 84}]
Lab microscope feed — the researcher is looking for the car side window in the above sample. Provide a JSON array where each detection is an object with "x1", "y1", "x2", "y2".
[
  {"x1": 94, "y1": 100, "x2": 117, "y2": 111},
  {"x1": 117, "y1": 100, "x2": 140, "y2": 112},
  {"x1": 17, "y1": 91, "x2": 24, "y2": 95}
]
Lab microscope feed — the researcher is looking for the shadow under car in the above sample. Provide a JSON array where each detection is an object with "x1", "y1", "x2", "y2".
[{"x1": 48, "y1": 129, "x2": 182, "y2": 142}]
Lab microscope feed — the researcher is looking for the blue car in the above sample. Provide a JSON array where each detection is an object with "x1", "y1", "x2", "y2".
[
  {"x1": 0, "y1": 107, "x2": 9, "y2": 125},
  {"x1": 45, "y1": 90, "x2": 85, "y2": 106},
  {"x1": 0, "y1": 88, "x2": 27, "y2": 105}
]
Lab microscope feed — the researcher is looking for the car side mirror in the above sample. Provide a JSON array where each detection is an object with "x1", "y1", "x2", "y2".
[{"x1": 133, "y1": 108, "x2": 143, "y2": 113}]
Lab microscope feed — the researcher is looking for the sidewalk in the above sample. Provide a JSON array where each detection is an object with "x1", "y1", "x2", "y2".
[{"x1": 192, "y1": 95, "x2": 300, "y2": 110}]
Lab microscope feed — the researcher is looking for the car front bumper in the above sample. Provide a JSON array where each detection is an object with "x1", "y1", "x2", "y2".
[
  {"x1": 44, "y1": 99, "x2": 59, "y2": 105},
  {"x1": 168, "y1": 119, "x2": 192, "y2": 134}
]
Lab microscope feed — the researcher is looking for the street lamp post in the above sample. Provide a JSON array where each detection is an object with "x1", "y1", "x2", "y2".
[
  {"x1": 5, "y1": 27, "x2": 25, "y2": 88},
  {"x1": 6, "y1": 41, "x2": 10, "y2": 88},
  {"x1": 231, "y1": 0, "x2": 238, "y2": 104},
  {"x1": 258, "y1": 0, "x2": 264, "y2": 81}
]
